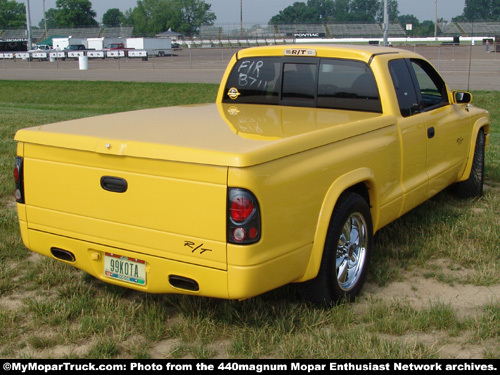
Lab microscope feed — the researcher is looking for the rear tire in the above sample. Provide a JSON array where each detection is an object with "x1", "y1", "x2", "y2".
[
  {"x1": 299, "y1": 192, "x2": 373, "y2": 305},
  {"x1": 453, "y1": 129, "x2": 485, "y2": 198}
]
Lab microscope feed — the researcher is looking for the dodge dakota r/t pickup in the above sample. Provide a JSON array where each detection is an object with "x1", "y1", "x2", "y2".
[{"x1": 13, "y1": 45, "x2": 490, "y2": 305}]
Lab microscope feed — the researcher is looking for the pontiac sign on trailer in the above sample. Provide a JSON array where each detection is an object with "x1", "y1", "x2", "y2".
[
  {"x1": 0, "y1": 39, "x2": 27, "y2": 51},
  {"x1": 294, "y1": 33, "x2": 325, "y2": 38}
]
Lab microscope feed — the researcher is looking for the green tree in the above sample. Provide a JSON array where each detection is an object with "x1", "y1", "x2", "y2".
[
  {"x1": 376, "y1": 0, "x2": 399, "y2": 23},
  {"x1": 397, "y1": 13, "x2": 419, "y2": 35},
  {"x1": 177, "y1": 0, "x2": 216, "y2": 35},
  {"x1": 269, "y1": 1, "x2": 319, "y2": 24},
  {"x1": 349, "y1": 0, "x2": 378, "y2": 22},
  {"x1": 45, "y1": 0, "x2": 98, "y2": 28},
  {"x1": 269, "y1": 0, "x2": 397, "y2": 24},
  {"x1": 419, "y1": 20, "x2": 436, "y2": 36},
  {"x1": 398, "y1": 14, "x2": 419, "y2": 25},
  {"x1": 125, "y1": 0, "x2": 176, "y2": 36},
  {"x1": 397, "y1": 14, "x2": 439, "y2": 37},
  {"x1": 125, "y1": 0, "x2": 215, "y2": 36},
  {"x1": 102, "y1": 8, "x2": 124, "y2": 27},
  {"x1": 454, "y1": 0, "x2": 500, "y2": 21},
  {"x1": 0, "y1": 0, "x2": 25, "y2": 29},
  {"x1": 331, "y1": 0, "x2": 351, "y2": 21},
  {"x1": 307, "y1": 0, "x2": 335, "y2": 22},
  {"x1": 493, "y1": 0, "x2": 500, "y2": 18}
]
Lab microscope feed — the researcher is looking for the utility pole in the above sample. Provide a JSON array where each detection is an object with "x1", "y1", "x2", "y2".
[
  {"x1": 43, "y1": 0, "x2": 47, "y2": 38},
  {"x1": 25, "y1": 0, "x2": 32, "y2": 51},
  {"x1": 240, "y1": 0, "x2": 243, "y2": 39},
  {"x1": 434, "y1": 0, "x2": 438, "y2": 39},
  {"x1": 383, "y1": 0, "x2": 388, "y2": 46}
]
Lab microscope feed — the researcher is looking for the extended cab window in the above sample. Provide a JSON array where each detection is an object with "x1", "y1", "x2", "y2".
[
  {"x1": 223, "y1": 57, "x2": 381, "y2": 112},
  {"x1": 317, "y1": 59, "x2": 381, "y2": 112}
]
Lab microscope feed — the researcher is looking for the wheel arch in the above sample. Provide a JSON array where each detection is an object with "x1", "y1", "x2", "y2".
[
  {"x1": 297, "y1": 168, "x2": 379, "y2": 282},
  {"x1": 457, "y1": 119, "x2": 490, "y2": 182}
]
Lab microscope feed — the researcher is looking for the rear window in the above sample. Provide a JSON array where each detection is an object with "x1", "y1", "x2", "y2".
[{"x1": 223, "y1": 57, "x2": 381, "y2": 113}]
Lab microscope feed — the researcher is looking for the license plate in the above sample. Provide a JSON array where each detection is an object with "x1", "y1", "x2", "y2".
[{"x1": 104, "y1": 252, "x2": 146, "y2": 285}]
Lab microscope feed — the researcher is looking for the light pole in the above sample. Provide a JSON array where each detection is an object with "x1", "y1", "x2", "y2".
[
  {"x1": 43, "y1": 0, "x2": 47, "y2": 37},
  {"x1": 383, "y1": 0, "x2": 388, "y2": 46},
  {"x1": 434, "y1": 0, "x2": 438, "y2": 39},
  {"x1": 25, "y1": 0, "x2": 32, "y2": 51},
  {"x1": 240, "y1": 0, "x2": 243, "y2": 39}
]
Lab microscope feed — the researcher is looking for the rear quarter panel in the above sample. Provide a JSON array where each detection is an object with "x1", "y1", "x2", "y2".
[{"x1": 227, "y1": 121, "x2": 403, "y2": 287}]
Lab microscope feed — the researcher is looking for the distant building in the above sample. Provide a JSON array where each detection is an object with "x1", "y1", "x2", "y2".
[{"x1": 155, "y1": 29, "x2": 182, "y2": 40}]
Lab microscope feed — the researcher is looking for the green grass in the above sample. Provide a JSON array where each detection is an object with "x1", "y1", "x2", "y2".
[{"x1": 0, "y1": 81, "x2": 499, "y2": 359}]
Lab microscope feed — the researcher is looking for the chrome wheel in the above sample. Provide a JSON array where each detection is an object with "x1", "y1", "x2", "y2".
[
  {"x1": 297, "y1": 192, "x2": 372, "y2": 305},
  {"x1": 336, "y1": 212, "x2": 368, "y2": 291}
]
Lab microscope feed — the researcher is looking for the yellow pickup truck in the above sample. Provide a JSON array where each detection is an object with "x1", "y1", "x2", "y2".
[{"x1": 13, "y1": 45, "x2": 490, "y2": 305}]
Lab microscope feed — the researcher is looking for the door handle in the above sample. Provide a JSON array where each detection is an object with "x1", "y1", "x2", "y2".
[
  {"x1": 427, "y1": 127, "x2": 435, "y2": 139},
  {"x1": 100, "y1": 176, "x2": 128, "y2": 193}
]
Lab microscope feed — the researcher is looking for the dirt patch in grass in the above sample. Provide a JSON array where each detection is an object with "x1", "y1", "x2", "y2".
[{"x1": 361, "y1": 265, "x2": 500, "y2": 319}]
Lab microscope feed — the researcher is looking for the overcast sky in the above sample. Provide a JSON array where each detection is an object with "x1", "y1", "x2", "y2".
[{"x1": 25, "y1": 0, "x2": 466, "y2": 26}]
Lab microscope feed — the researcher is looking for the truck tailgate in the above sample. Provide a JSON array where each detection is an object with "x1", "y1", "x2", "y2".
[{"x1": 22, "y1": 143, "x2": 228, "y2": 270}]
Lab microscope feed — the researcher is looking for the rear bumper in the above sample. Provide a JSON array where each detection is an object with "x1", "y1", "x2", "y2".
[
  {"x1": 19, "y1": 222, "x2": 311, "y2": 300},
  {"x1": 21, "y1": 224, "x2": 230, "y2": 298}
]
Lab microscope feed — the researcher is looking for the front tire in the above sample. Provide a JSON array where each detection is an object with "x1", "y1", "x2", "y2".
[
  {"x1": 453, "y1": 129, "x2": 485, "y2": 198},
  {"x1": 299, "y1": 192, "x2": 373, "y2": 305}
]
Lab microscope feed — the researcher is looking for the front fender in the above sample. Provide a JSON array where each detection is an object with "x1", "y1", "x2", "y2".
[
  {"x1": 457, "y1": 115, "x2": 490, "y2": 182},
  {"x1": 295, "y1": 168, "x2": 378, "y2": 282}
]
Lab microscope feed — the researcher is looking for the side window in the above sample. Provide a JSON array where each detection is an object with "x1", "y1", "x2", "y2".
[
  {"x1": 317, "y1": 59, "x2": 381, "y2": 113},
  {"x1": 410, "y1": 59, "x2": 449, "y2": 110},
  {"x1": 389, "y1": 59, "x2": 419, "y2": 117}
]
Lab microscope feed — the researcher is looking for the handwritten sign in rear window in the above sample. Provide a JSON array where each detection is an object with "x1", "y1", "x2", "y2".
[
  {"x1": 238, "y1": 60, "x2": 267, "y2": 89},
  {"x1": 224, "y1": 57, "x2": 280, "y2": 104}
]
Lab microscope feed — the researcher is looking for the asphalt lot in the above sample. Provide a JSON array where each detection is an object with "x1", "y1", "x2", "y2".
[{"x1": 1, "y1": 45, "x2": 499, "y2": 90}]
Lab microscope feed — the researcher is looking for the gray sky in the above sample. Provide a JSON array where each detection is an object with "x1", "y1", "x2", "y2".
[{"x1": 26, "y1": 0, "x2": 466, "y2": 26}]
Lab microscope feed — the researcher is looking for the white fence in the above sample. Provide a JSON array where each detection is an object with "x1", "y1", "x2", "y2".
[{"x1": 0, "y1": 49, "x2": 166, "y2": 60}]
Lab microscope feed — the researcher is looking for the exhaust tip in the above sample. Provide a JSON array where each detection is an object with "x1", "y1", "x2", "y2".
[
  {"x1": 169, "y1": 275, "x2": 199, "y2": 292},
  {"x1": 50, "y1": 247, "x2": 76, "y2": 262}
]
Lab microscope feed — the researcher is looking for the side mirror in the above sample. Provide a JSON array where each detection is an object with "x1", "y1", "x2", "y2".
[{"x1": 452, "y1": 90, "x2": 472, "y2": 104}]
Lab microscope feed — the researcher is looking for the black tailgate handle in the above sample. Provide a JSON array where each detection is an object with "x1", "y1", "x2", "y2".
[{"x1": 100, "y1": 176, "x2": 128, "y2": 193}]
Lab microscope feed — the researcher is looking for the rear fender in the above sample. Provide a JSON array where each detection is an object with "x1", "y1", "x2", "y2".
[{"x1": 296, "y1": 168, "x2": 378, "y2": 282}]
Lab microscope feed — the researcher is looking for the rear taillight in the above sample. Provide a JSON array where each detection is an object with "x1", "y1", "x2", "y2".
[
  {"x1": 14, "y1": 156, "x2": 24, "y2": 203},
  {"x1": 231, "y1": 196, "x2": 255, "y2": 223},
  {"x1": 228, "y1": 188, "x2": 261, "y2": 244}
]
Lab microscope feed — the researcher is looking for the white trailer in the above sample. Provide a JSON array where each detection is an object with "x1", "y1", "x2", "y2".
[
  {"x1": 87, "y1": 38, "x2": 104, "y2": 51},
  {"x1": 125, "y1": 38, "x2": 172, "y2": 57},
  {"x1": 52, "y1": 37, "x2": 87, "y2": 51}
]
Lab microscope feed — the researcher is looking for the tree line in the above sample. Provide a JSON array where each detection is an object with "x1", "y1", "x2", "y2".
[
  {"x1": 271, "y1": 0, "x2": 500, "y2": 37},
  {"x1": 0, "y1": 0, "x2": 216, "y2": 36},
  {"x1": 1, "y1": 0, "x2": 500, "y2": 37}
]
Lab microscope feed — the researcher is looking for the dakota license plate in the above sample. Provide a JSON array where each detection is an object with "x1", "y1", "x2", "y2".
[{"x1": 104, "y1": 252, "x2": 146, "y2": 285}]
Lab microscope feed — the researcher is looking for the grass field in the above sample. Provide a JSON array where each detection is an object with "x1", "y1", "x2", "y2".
[{"x1": 0, "y1": 81, "x2": 499, "y2": 359}]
